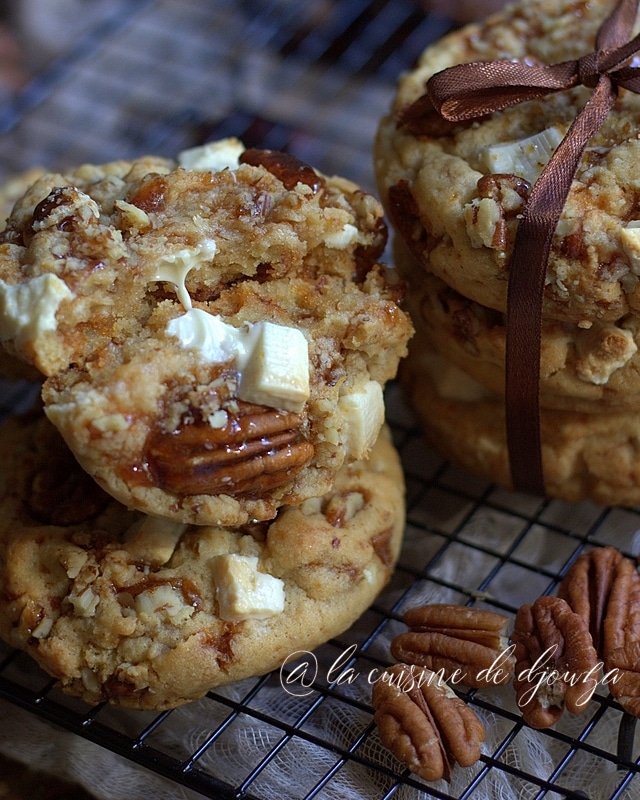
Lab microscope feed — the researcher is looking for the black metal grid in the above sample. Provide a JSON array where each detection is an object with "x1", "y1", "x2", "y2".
[{"x1": 1, "y1": 1, "x2": 640, "y2": 798}]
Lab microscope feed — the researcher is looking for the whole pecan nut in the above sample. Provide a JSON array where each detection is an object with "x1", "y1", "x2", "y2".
[
  {"x1": 372, "y1": 663, "x2": 485, "y2": 782},
  {"x1": 602, "y1": 555, "x2": 640, "y2": 717},
  {"x1": 391, "y1": 604, "x2": 515, "y2": 688},
  {"x1": 557, "y1": 545, "x2": 627, "y2": 652},
  {"x1": 147, "y1": 402, "x2": 314, "y2": 497},
  {"x1": 512, "y1": 596, "x2": 600, "y2": 729}
]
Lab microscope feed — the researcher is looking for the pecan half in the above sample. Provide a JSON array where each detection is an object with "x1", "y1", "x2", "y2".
[
  {"x1": 391, "y1": 604, "x2": 515, "y2": 688},
  {"x1": 557, "y1": 546, "x2": 627, "y2": 652},
  {"x1": 147, "y1": 402, "x2": 314, "y2": 497},
  {"x1": 372, "y1": 663, "x2": 485, "y2": 782},
  {"x1": 239, "y1": 148, "x2": 324, "y2": 193},
  {"x1": 512, "y1": 596, "x2": 600, "y2": 729},
  {"x1": 602, "y1": 556, "x2": 640, "y2": 717}
]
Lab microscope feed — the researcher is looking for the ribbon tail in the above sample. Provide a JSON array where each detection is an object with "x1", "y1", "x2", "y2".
[
  {"x1": 597, "y1": 0, "x2": 640, "y2": 51},
  {"x1": 505, "y1": 76, "x2": 618, "y2": 495}
]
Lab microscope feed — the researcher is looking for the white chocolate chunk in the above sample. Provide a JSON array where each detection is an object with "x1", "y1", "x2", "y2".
[
  {"x1": 123, "y1": 516, "x2": 188, "y2": 566},
  {"x1": 212, "y1": 554, "x2": 285, "y2": 621},
  {"x1": 325, "y1": 223, "x2": 359, "y2": 249},
  {"x1": 621, "y1": 222, "x2": 640, "y2": 275},
  {"x1": 166, "y1": 308, "x2": 248, "y2": 363},
  {"x1": 238, "y1": 322, "x2": 310, "y2": 413},
  {"x1": 166, "y1": 308, "x2": 310, "y2": 413},
  {"x1": 480, "y1": 125, "x2": 565, "y2": 185},
  {"x1": 338, "y1": 380, "x2": 385, "y2": 460},
  {"x1": 574, "y1": 324, "x2": 637, "y2": 385},
  {"x1": 151, "y1": 238, "x2": 217, "y2": 310},
  {"x1": 178, "y1": 138, "x2": 245, "y2": 172},
  {"x1": 0, "y1": 274, "x2": 73, "y2": 345}
]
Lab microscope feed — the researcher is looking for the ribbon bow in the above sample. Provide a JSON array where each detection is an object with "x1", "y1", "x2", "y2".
[{"x1": 423, "y1": 0, "x2": 640, "y2": 496}]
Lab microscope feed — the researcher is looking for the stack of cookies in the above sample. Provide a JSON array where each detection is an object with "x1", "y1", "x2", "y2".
[
  {"x1": 375, "y1": 0, "x2": 640, "y2": 506},
  {"x1": 0, "y1": 139, "x2": 413, "y2": 709}
]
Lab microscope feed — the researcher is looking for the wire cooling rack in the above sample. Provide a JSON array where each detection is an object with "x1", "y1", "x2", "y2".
[{"x1": 1, "y1": 1, "x2": 640, "y2": 798}]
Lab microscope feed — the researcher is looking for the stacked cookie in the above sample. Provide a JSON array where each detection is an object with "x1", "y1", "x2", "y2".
[
  {"x1": 375, "y1": 0, "x2": 640, "y2": 506},
  {"x1": 0, "y1": 140, "x2": 413, "y2": 709}
]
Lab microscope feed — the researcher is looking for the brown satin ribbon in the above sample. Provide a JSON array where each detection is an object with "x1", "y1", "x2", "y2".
[{"x1": 421, "y1": 0, "x2": 640, "y2": 495}]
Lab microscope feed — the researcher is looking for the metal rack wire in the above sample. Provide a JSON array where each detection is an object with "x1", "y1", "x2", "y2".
[{"x1": 1, "y1": 1, "x2": 640, "y2": 798}]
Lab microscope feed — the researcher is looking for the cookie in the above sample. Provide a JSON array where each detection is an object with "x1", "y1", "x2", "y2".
[
  {"x1": 0, "y1": 140, "x2": 413, "y2": 526},
  {"x1": 0, "y1": 410, "x2": 405, "y2": 710},
  {"x1": 402, "y1": 334, "x2": 640, "y2": 507},
  {"x1": 395, "y1": 241, "x2": 640, "y2": 413},
  {"x1": 375, "y1": 0, "x2": 640, "y2": 323},
  {"x1": 0, "y1": 168, "x2": 46, "y2": 382}
]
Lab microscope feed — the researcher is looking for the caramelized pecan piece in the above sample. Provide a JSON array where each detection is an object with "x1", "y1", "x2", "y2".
[
  {"x1": 557, "y1": 546, "x2": 627, "y2": 652},
  {"x1": 391, "y1": 604, "x2": 514, "y2": 688},
  {"x1": 512, "y1": 596, "x2": 599, "y2": 729},
  {"x1": 386, "y1": 180, "x2": 431, "y2": 270},
  {"x1": 240, "y1": 148, "x2": 324, "y2": 192},
  {"x1": 147, "y1": 403, "x2": 314, "y2": 498},
  {"x1": 473, "y1": 173, "x2": 530, "y2": 255},
  {"x1": 602, "y1": 556, "x2": 640, "y2": 717},
  {"x1": 372, "y1": 663, "x2": 485, "y2": 782}
]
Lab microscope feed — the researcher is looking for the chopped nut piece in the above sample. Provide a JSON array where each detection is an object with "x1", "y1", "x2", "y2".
[
  {"x1": 512, "y1": 596, "x2": 599, "y2": 729},
  {"x1": 574, "y1": 325, "x2": 637, "y2": 385},
  {"x1": 391, "y1": 604, "x2": 514, "y2": 688},
  {"x1": 372, "y1": 663, "x2": 485, "y2": 782}
]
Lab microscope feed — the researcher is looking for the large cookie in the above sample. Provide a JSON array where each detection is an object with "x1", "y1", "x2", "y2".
[
  {"x1": 402, "y1": 334, "x2": 640, "y2": 507},
  {"x1": 395, "y1": 241, "x2": 640, "y2": 413},
  {"x1": 375, "y1": 0, "x2": 640, "y2": 324},
  {"x1": 0, "y1": 410, "x2": 405, "y2": 710},
  {"x1": 0, "y1": 140, "x2": 412, "y2": 525}
]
